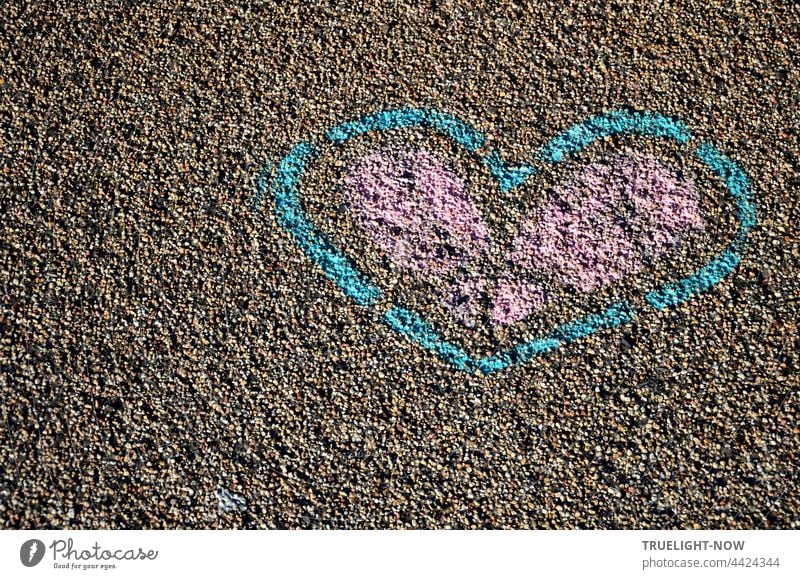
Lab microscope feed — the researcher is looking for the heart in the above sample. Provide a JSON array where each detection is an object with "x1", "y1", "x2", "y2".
[{"x1": 255, "y1": 108, "x2": 756, "y2": 374}]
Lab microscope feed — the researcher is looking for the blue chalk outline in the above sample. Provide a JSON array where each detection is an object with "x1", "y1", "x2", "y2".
[
  {"x1": 644, "y1": 143, "x2": 756, "y2": 308},
  {"x1": 537, "y1": 109, "x2": 692, "y2": 163},
  {"x1": 326, "y1": 108, "x2": 486, "y2": 151},
  {"x1": 383, "y1": 307, "x2": 474, "y2": 372},
  {"x1": 257, "y1": 108, "x2": 755, "y2": 374},
  {"x1": 265, "y1": 141, "x2": 382, "y2": 306}
]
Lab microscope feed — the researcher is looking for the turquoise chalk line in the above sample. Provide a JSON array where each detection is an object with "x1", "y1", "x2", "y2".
[
  {"x1": 383, "y1": 301, "x2": 634, "y2": 375},
  {"x1": 645, "y1": 143, "x2": 756, "y2": 309},
  {"x1": 259, "y1": 108, "x2": 755, "y2": 373},
  {"x1": 538, "y1": 110, "x2": 691, "y2": 163},
  {"x1": 327, "y1": 108, "x2": 486, "y2": 152},
  {"x1": 483, "y1": 149, "x2": 536, "y2": 192},
  {"x1": 383, "y1": 307, "x2": 474, "y2": 372},
  {"x1": 472, "y1": 302, "x2": 635, "y2": 375},
  {"x1": 270, "y1": 142, "x2": 382, "y2": 307},
  {"x1": 695, "y1": 143, "x2": 756, "y2": 231}
]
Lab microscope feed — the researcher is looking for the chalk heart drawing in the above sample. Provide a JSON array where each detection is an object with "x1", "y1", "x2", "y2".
[{"x1": 256, "y1": 109, "x2": 757, "y2": 374}]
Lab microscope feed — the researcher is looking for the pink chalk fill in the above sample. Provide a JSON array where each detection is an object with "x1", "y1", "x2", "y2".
[
  {"x1": 511, "y1": 154, "x2": 704, "y2": 293},
  {"x1": 343, "y1": 149, "x2": 490, "y2": 275},
  {"x1": 492, "y1": 276, "x2": 548, "y2": 327}
]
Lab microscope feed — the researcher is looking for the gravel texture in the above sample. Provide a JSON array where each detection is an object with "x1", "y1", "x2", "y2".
[{"x1": 1, "y1": 0, "x2": 799, "y2": 529}]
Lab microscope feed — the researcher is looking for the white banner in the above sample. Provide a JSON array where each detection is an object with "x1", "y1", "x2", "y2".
[{"x1": 1, "y1": 530, "x2": 797, "y2": 578}]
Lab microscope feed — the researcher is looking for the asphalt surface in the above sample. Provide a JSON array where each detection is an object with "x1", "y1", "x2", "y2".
[{"x1": 1, "y1": 1, "x2": 798, "y2": 528}]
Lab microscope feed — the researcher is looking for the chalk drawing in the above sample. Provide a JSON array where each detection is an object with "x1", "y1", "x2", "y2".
[{"x1": 255, "y1": 108, "x2": 756, "y2": 374}]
